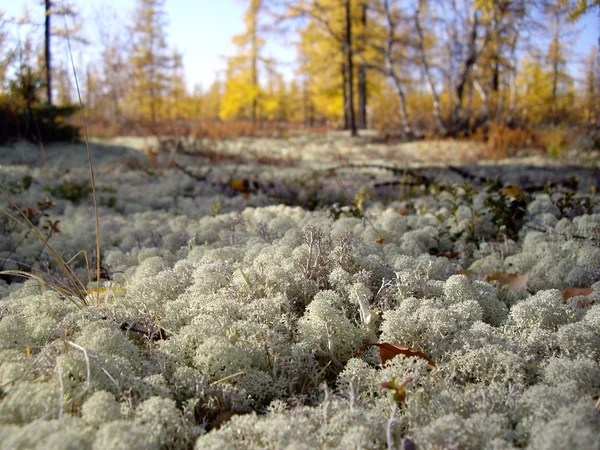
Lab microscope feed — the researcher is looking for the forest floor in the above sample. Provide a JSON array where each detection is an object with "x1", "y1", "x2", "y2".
[{"x1": 0, "y1": 133, "x2": 599, "y2": 449}]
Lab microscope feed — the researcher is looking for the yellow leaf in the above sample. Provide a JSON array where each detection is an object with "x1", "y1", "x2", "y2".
[
  {"x1": 86, "y1": 288, "x2": 107, "y2": 294},
  {"x1": 229, "y1": 179, "x2": 249, "y2": 192},
  {"x1": 502, "y1": 184, "x2": 524, "y2": 199}
]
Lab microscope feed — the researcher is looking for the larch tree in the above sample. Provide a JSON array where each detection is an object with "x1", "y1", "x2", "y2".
[
  {"x1": 166, "y1": 47, "x2": 186, "y2": 120},
  {"x1": 286, "y1": 0, "x2": 376, "y2": 135},
  {"x1": 129, "y1": 0, "x2": 173, "y2": 124},
  {"x1": 203, "y1": 78, "x2": 223, "y2": 120},
  {"x1": 581, "y1": 47, "x2": 599, "y2": 125},
  {"x1": 93, "y1": 6, "x2": 131, "y2": 122},
  {"x1": 221, "y1": 0, "x2": 268, "y2": 124},
  {"x1": 0, "y1": 12, "x2": 16, "y2": 91},
  {"x1": 544, "y1": 1, "x2": 576, "y2": 123},
  {"x1": 296, "y1": 15, "x2": 345, "y2": 124}
]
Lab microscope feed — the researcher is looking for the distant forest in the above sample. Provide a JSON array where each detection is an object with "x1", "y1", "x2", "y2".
[{"x1": 0, "y1": 0, "x2": 598, "y2": 142}]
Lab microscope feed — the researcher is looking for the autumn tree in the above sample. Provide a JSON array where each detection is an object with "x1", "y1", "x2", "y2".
[
  {"x1": 221, "y1": 0, "x2": 270, "y2": 124},
  {"x1": 0, "y1": 12, "x2": 16, "y2": 91},
  {"x1": 581, "y1": 47, "x2": 600, "y2": 125},
  {"x1": 165, "y1": 47, "x2": 186, "y2": 119},
  {"x1": 283, "y1": 0, "x2": 381, "y2": 135},
  {"x1": 129, "y1": 0, "x2": 173, "y2": 124},
  {"x1": 544, "y1": 1, "x2": 577, "y2": 123},
  {"x1": 203, "y1": 78, "x2": 223, "y2": 120},
  {"x1": 89, "y1": 6, "x2": 131, "y2": 122}
]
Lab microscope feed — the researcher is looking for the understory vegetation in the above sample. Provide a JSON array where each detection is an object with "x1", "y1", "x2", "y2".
[{"x1": 0, "y1": 138, "x2": 599, "y2": 449}]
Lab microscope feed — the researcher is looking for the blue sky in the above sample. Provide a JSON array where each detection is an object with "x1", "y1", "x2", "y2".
[
  {"x1": 2, "y1": 0, "x2": 599, "y2": 91},
  {"x1": 3, "y1": 0, "x2": 296, "y2": 90}
]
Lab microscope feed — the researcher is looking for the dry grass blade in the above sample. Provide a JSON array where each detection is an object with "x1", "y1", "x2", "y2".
[
  {"x1": 0, "y1": 270, "x2": 88, "y2": 308},
  {"x1": 0, "y1": 190, "x2": 89, "y2": 305},
  {"x1": 209, "y1": 371, "x2": 247, "y2": 386},
  {"x1": 63, "y1": 10, "x2": 101, "y2": 305}
]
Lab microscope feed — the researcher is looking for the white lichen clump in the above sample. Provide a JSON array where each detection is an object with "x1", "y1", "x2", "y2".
[{"x1": 0, "y1": 160, "x2": 599, "y2": 449}]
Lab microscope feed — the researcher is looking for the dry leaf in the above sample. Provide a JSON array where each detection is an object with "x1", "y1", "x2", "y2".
[
  {"x1": 355, "y1": 342, "x2": 436, "y2": 368},
  {"x1": 212, "y1": 410, "x2": 239, "y2": 429},
  {"x1": 502, "y1": 184, "x2": 524, "y2": 199},
  {"x1": 24, "y1": 207, "x2": 37, "y2": 220},
  {"x1": 436, "y1": 252, "x2": 459, "y2": 259},
  {"x1": 396, "y1": 209, "x2": 409, "y2": 216},
  {"x1": 460, "y1": 269, "x2": 478, "y2": 279},
  {"x1": 376, "y1": 237, "x2": 385, "y2": 245},
  {"x1": 562, "y1": 287, "x2": 594, "y2": 302},
  {"x1": 486, "y1": 272, "x2": 530, "y2": 290},
  {"x1": 229, "y1": 179, "x2": 249, "y2": 192}
]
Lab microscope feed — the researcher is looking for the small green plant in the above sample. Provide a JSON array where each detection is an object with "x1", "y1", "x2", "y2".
[
  {"x1": 553, "y1": 191, "x2": 595, "y2": 219},
  {"x1": 7, "y1": 175, "x2": 33, "y2": 194},
  {"x1": 484, "y1": 184, "x2": 529, "y2": 240},
  {"x1": 211, "y1": 200, "x2": 222, "y2": 217},
  {"x1": 447, "y1": 182, "x2": 481, "y2": 243},
  {"x1": 431, "y1": 212, "x2": 451, "y2": 255},
  {"x1": 45, "y1": 180, "x2": 93, "y2": 203}
]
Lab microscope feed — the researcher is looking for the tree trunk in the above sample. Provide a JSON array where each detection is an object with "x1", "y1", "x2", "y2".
[
  {"x1": 414, "y1": 1, "x2": 446, "y2": 135},
  {"x1": 342, "y1": 62, "x2": 349, "y2": 129},
  {"x1": 452, "y1": 9, "x2": 479, "y2": 133},
  {"x1": 251, "y1": 24, "x2": 259, "y2": 126},
  {"x1": 382, "y1": 0, "x2": 415, "y2": 138},
  {"x1": 550, "y1": 13, "x2": 560, "y2": 124},
  {"x1": 303, "y1": 77, "x2": 309, "y2": 128},
  {"x1": 45, "y1": 0, "x2": 52, "y2": 105},
  {"x1": 357, "y1": 2, "x2": 367, "y2": 129},
  {"x1": 344, "y1": 0, "x2": 357, "y2": 136},
  {"x1": 357, "y1": 66, "x2": 366, "y2": 129}
]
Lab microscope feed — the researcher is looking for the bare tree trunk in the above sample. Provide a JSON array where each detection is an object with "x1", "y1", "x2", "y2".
[
  {"x1": 344, "y1": 0, "x2": 357, "y2": 136},
  {"x1": 357, "y1": 67, "x2": 367, "y2": 129},
  {"x1": 452, "y1": 9, "x2": 479, "y2": 132},
  {"x1": 506, "y1": 25, "x2": 520, "y2": 124},
  {"x1": 45, "y1": 0, "x2": 52, "y2": 105},
  {"x1": 303, "y1": 76, "x2": 309, "y2": 128},
  {"x1": 382, "y1": 0, "x2": 415, "y2": 138},
  {"x1": 251, "y1": 16, "x2": 259, "y2": 126},
  {"x1": 342, "y1": 62, "x2": 349, "y2": 129},
  {"x1": 549, "y1": 12, "x2": 560, "y2": 124},
  {"x1": 414, "y1": 0, "x2": 446, "y2": 135},
  {"x1": 357, "y1": 2, "x2": 367, "y2": 129}
]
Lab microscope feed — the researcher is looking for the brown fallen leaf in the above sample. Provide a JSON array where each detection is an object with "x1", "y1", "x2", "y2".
[
  {"x1": 229, "y1": 179, "x2": 249, "y2": 192},
  {"x1": 436, "y1": 252, "x2": 459, "y2": 259},
  {"x1": 212, "y1": 410, "x2": 240, "y2": 430},
  {"x1": 460, "y1": 269, "x2": 478, "y2": 279},
  {"x1": 502, "y1": 184, "x2": 525, "y2": 199},
  {"x1": 486, "y1": 272, "x2": 530, "y2": 290},
  {"x1": 376, "y1": 237, "x2": 385, "y2": 245},
  {"x1": 355, "y1": 342, "x2": 436, "y2": 368},
  {"x1": 396, "y1": 209, "x2": 409, "y2": 216},
  {"x1": 562, "y1": 287, "x2": 594, "y2": 303}
]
